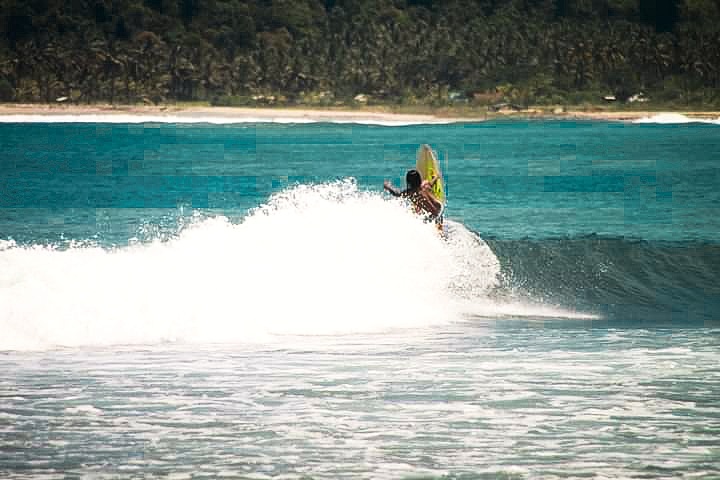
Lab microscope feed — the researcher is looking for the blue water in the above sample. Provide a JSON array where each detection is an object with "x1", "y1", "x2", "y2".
[
  {"x1": 3, "y1": 121, "x2": 719, "y2": 242},
  {"x1": 1, "y1": 118, "x2": 719, "y2": 478}
]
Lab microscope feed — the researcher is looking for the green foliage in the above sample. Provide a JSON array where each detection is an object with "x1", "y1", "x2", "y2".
[
  {"x1": 1, "y1": 1, "x2": 35, "y2": 48},
  {"x1": 0, "y1": 77, "x2": 14, "y2": 101},
  {"x1": 211, "y1": 94, "x2": 256, "y2": 106},
  {"x1": 608, "y1": 0, "x2": 640, "y2": 17},
  {"x1": 266, "y1": 0, "x2": 324, "y2": 35},
  {"x1": 0, "y1": 0, "x2": 719, "y2": 107}
]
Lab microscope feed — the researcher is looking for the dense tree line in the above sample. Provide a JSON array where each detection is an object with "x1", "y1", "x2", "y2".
[{"x1": 1, "y1": 0, "x2": 719, "y2": 107}]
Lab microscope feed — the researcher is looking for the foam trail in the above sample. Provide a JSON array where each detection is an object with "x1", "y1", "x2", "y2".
[
  {"x1": 462, "y1": 298, "x2": 599, "y2": 320},
  {"x1": 633, "y1": 113, "x2": 720, "y2": 124}
]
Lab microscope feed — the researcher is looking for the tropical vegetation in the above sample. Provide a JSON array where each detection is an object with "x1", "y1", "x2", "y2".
[{"x1": 1, "y1": 0, "x2": 719, "y2": 108}]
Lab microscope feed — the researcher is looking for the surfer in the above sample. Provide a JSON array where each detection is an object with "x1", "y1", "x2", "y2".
[{"x1": 384, "y1": 169, "x2": 443, "y2": 220}]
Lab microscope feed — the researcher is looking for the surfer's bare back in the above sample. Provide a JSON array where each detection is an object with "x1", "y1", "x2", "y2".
[{"x1": 384, "y1": 169, "x2": 442, "y2": 218}]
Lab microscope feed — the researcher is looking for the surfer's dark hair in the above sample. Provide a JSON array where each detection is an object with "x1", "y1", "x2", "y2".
[{"x1": 406, "y1": 169, "x2": 422, "y2": 189}]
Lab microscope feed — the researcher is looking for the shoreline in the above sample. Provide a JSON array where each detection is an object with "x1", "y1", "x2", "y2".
[
  {"x1": 1, "y1": 103, "x2": 719, "y2": 123},
  {"x1": 0, "y1": 103, "x2": 464, "y2": 124}
]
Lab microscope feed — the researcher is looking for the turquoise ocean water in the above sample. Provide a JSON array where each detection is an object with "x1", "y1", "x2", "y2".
[{"x1": 1, "y1": 115, "x2": 719, "y2": 478}]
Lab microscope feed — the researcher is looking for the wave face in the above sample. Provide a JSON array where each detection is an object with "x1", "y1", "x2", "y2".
[
  {"x1": 488, "y1": 236, "x2": 720, "y2": 324},
  {"x1": 0, "y1": 181, "x2": 507, "y2": 351}
]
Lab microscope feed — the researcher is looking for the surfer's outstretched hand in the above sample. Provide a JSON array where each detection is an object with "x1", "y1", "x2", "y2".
[{"x1": 383, "y1": 180, "x2": 401, "y2": 197}]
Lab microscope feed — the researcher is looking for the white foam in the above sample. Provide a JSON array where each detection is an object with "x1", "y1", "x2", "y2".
[
  {"x1": 0, "y1": 113, "x2": 455, "y2": 126},
  {"x1": 64, "y1": 405, "x2": 104, "y2": 416},
  {"x1": 464, "y1": 298, "x2": 600, "y2": 320},
  {"x1": 0, "y1": 181, "x2": 499, "y2": 350},
  {"x1": 0, "y1": 181, "x2": 600, "y2": 351},
  {"x1": 633, "y1": 113, "x2": 720, "y2": 124}
]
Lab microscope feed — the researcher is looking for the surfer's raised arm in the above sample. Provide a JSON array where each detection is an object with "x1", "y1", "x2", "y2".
[
  {"x1": 383, "y1": 180, "x2": 402, "y2": 197},
  {"x1": 384, "y1": 171, "x2": 442, "y2": 218}
]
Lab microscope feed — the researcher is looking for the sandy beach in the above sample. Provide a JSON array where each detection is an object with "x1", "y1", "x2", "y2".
[
  {"x1": 0, "y1": 103, "x2": 718, "y2": 123},
  {"x1": 0, "y1": 103, "x2": 462, "y2": 124}
]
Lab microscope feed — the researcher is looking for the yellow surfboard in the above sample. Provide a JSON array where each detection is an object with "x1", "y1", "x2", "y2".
[{"x1": 415, "y1": 144, "x2": 445, "y2": 205}]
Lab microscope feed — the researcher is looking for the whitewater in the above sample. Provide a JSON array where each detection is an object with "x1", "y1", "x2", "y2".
[
  {"x1": 1, "y1": 117, "x2": 719, "y2": 479},
  {"x1": 2, "y1": 180, "x2": 596, "y2": 351}
]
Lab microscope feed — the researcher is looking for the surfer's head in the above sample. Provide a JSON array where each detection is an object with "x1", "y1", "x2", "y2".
[{"x1": 406, "y1": 169, "x2": 422, "y2": 190}]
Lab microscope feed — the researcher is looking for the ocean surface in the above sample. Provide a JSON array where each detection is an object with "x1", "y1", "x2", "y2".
[{"x1": 1, "y1": 114, "x2": 719, "y2": 479}]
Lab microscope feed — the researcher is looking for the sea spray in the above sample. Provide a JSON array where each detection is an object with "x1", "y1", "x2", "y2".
[{"x1": 0, "y1": 180, "x2": 502, "y2": 350}]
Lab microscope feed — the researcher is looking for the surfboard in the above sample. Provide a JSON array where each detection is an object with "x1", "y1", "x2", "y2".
[{"x1": 415, "y1": 144, "x2": 445, "y2": 205}]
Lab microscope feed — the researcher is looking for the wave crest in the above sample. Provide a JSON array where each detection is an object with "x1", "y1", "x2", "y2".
[{"x1": 0, "y1": 180, "x2": 502, "y2": 350}]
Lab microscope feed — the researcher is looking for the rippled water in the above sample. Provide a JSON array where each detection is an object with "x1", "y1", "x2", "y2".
[
  {"x1": 1, "y1": 116, "x2": 719, "y2": 478},
  {"x1": 3, "y1": 323, "x2": 719, "y2": 479}
]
